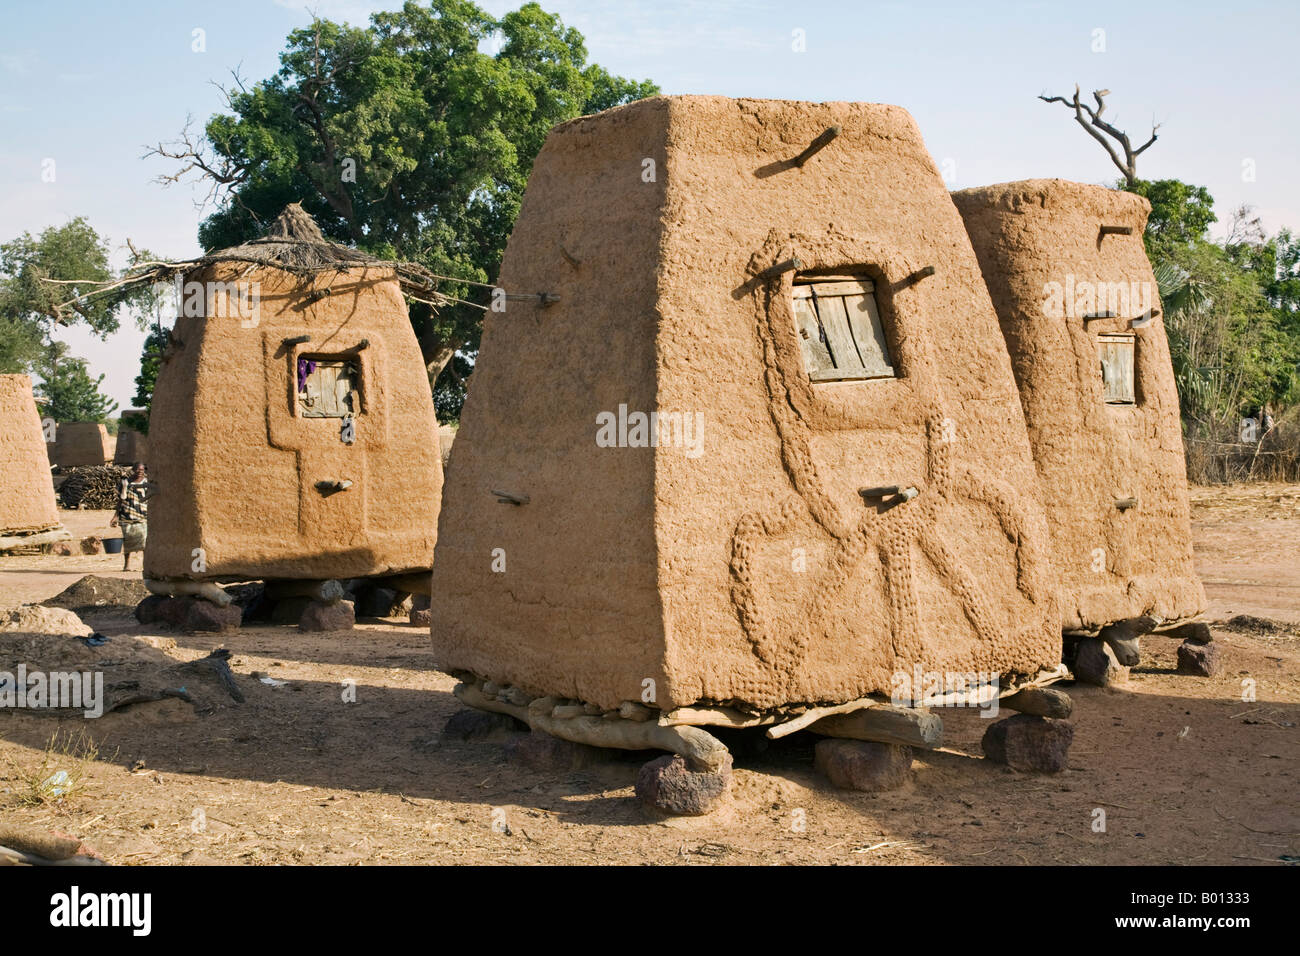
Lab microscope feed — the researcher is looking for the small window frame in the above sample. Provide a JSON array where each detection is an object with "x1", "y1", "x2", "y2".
[
  {"x1": 1097, "y1": 332, "x2": 1137, "y2": 406},
  {"x1": 296, "y1": 354, "x2": 363, "y2": 420},
  {"x1": 791, "y1": 273, "x2": 897, "y2": 383}
]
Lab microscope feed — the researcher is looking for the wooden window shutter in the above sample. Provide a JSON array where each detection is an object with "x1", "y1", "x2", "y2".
[
  {"x1": 792, "y1": 287, "x2": 835, "y2": 375},
  {"x1": 791, "y1": 276, "x2": 896, "y2": 382},
  {"x1": 299, "y1": 359, "x2": 360, "y2": 418},
  {"x1": 1097, "y1": 333, "x2": 1135, "y2": 404}
]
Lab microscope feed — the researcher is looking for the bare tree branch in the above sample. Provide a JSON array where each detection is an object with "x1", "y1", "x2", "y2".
[
  {"x1": 1225, "y1": 204, "x2": 1265, "y2": 246},
  {"x1": 1039, "y1": 85, "x2": 1159, "y2": 186},
  {"x1": 142, "y1": 114, "x2": 250, "y2": 211}
]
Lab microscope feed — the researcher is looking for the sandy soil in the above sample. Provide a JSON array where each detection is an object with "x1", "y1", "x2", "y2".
[
  {"x1": 0, "y1": 510, "x2": 139, "y2": 603},
  {"x1": 1189, "y1": 483, "x2": 1300, "y2": 626},
  {"x1": 0, "y1": 491, "x2": 1295, "y2": 866}
]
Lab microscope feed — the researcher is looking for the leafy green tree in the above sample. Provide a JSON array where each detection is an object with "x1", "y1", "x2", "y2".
[
  {"x1": 1267, "y1": 229, "x2": 1300, "y2": 315},
  {"x1": 0, "y1": 218, "x2": 161, "y2": 375},
  {"x1": 0, "y1": 218, "x2": 117, "y2": 337},
  {"x1": 0, "y1": 315, "x2": 43, "y2": 373},
  {"x1": 583, "y1": 65, "x2": 659, "y2": 114},
  {"x1": 1124, "y1": 179, "x2": 1217, "y2": 256},
  {"x1": 1142, "y1": 188, "x2": 1300, "y2": 425},
  {"x1": 33, "y1": 343, "x2": 118, "y2": 423},
  {"x1": 127, "y1": 328, "x2": 170, "y2": 434},
  {"x1": 150, "y1": 0, "x2": 657, "y2": 418}
]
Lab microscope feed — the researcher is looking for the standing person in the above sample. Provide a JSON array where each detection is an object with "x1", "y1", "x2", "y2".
[{"x1": 110, "y1": 462, "x2": 151, "y2": 571}]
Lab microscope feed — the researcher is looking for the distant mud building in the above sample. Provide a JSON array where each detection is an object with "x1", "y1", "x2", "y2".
[
  {"x1": 47, "y1": 422, "x2": 115, "y2": 468},
  {"x1": 113, "y1": 411, "x2": 148, "y2": 465}
]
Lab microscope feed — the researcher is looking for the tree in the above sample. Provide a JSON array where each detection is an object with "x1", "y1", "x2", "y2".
[
  {"x1": 33, "y1": 343, "x2": 118, "y2": 423},
  {"x1": 1260, "y1": 228, "x2": 1300, "y2": 319},
  {"x1": 0, "y1": 218, "x2": 160, "y2": 375},
  {"x1": 583, "y1": 65, "x2": 659, "y2": 114},
  {"x1": 1154, "y1": 243, "x2": 1271, "y2": 420},
  {"x1": 149, "y1": 0, "x2": 658, "y2": 419},
  {"x1": 1137, "y1": 182, "x2": 1300, "y2": 426},
  {"x1": 1123, "y1": 179, "x2": 1217, "y2": 256},
  {"x1": 0, "y1": 314, "x2": 43, "y2": 374},
  {"x1": 127, "y1": 328, "x2": 170, "y2": 434},
  {"x1": 1039, "y1": 86, "x2": 1159, "y2": 187}
]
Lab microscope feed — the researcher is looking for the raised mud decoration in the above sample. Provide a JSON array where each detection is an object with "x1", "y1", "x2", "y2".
[
  {"x1": 431, "y1": 96, "x2": 1063, "y2": 727},
  {"x1": 0, "y1": 375, "x2": 67, "y2": 550},
  {"x1": 142, "y1": 205, "x2": 443, "y2": 590},
  {"x1": 953, "y1": 180, "x2": 1206, "y2": 632}
]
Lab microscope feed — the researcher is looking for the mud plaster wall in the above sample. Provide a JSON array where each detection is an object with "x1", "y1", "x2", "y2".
[
  {"x1": 953, "y1": 180, "x2": 1205, "y2": 629},
  {"x1": 432, "y1": 96, "x2": 1061, "y2": 712},
  {"x1": 144, "y1": 264, "x2": 442, "y2": 581},
  {"x1": 655, "y1": 98, "x2": 1059, "y2": 709},
  {"x1": 0, "y1": 375, "x2": 60, "y2": 534},
  {"x1": 430, "y1": 99, "x2": 669, "y2": 707},
  {"x1": 51, "y1": 422, "x2": 114, "y2": 467}
]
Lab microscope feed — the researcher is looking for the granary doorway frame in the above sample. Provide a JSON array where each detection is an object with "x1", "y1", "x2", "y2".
[
  {"x1": 1097, "y1": 331, "x2": 1137, "y2": 406},
  {"x1": 750, "y1": 234, "x2": 938, "y2": 461},
  {"x1": 297, "y1": 355, "x2": 363, "y2": 419},
  {"x1": 266, "y1": 328, "x2": 392, "y2": 543},
  {"x1": 791, "y1": 272, "x2": 898, "y2": 382}
]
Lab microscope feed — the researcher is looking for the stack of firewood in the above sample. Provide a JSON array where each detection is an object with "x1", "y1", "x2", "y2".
[{"x1": 56, "y1": 465, "x2": 130, "y2": 510}]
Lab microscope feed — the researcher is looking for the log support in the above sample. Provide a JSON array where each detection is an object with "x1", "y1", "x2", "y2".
[
  {"x1": 1000, "y1": 686, "x2": 1073, "y2": 719},
  {"x1": 0, "y1": 527, "x2": 71, "y2": 551},
  {"x1": 143, "y1": 578, "x2": 232, "y2": 607},
  {"x1": 807, "y1": 704, "x2": 943, "y2": 749},
  {"x1": 264, "y1": 579, "x2": 344, "y2": 605},
  {"x1": 455, "y1": 681, "x2": 729, "y2": 772},
  {"x1": 375, "y1": 572, "x2": 432, "y2": 597}
]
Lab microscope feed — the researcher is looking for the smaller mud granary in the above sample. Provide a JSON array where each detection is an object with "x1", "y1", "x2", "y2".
[
  {"x1": 113, "y1": 411, "x2": 148, "y2": 465},
  {"x1": 47, "y1": 421, "x2": 115, "y2": 467},
  {"x1": 0, "y1": 375, "x2": 63, "y2": 543},
  {"x1": 953, "y1": 180, "x2": 1206, "y2": 631},
  {"x1": 137, "y1": 204, "x2": 445, "y2": 585}
]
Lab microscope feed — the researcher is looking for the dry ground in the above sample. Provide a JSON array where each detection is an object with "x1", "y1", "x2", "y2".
[{"x1": 0, "y1": 491, "x2": 1296, "y2": 865}]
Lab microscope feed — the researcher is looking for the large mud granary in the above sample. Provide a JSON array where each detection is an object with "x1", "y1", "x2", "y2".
[{"x1": 430, "y1": 96, "x2": 1065, "y2": 714}]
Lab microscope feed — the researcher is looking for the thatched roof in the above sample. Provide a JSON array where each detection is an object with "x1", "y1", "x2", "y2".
[
  {"x1": 47, "y1": 203, "x2": 476, "y2": 315},
  {"x1": 264, "y1": 202, "x2": 328, "y2": 242},
  {"x1": 205, "y1": 203, "x2": 383, "y2": 273}
]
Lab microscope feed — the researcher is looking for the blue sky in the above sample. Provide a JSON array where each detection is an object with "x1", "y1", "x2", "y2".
[{"x1": 2, "y1": 0, "x2": 1297, "y2": 408}]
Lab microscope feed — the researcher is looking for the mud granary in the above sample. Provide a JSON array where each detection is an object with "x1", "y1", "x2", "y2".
[
  {"x1": 46, "y1": 422, "x2": 114, "y2": 467},
  {"x1": 143, "y1": 205, "x2": 443, "y2": 586},
  {"x1": 431, "y1": 96, "x2": 1072, "y2": 717},
  {"x1": 954, "y1": 180, "x2": 1205, "y2": 631},
  {"x1": 0, "y1": 375, "x2": 61, "y2": 538},
  {"x1": 113, "y1": 411, "x2": 148, "y2": 466}
]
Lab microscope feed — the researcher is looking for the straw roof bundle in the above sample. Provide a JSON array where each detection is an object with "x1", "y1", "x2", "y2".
[{"x1": 46, "y1": 204, "x2": 476, "y2": 314}]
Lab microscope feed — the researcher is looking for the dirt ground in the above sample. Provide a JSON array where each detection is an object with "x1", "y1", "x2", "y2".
[{"x1": 0, "y1": 492, "x2": 1296, "y2": 866}]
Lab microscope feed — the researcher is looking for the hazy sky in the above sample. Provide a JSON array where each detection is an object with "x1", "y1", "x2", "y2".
[{"x1": 2, "y1": 0, "x2": 1296, "y2": 408}]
